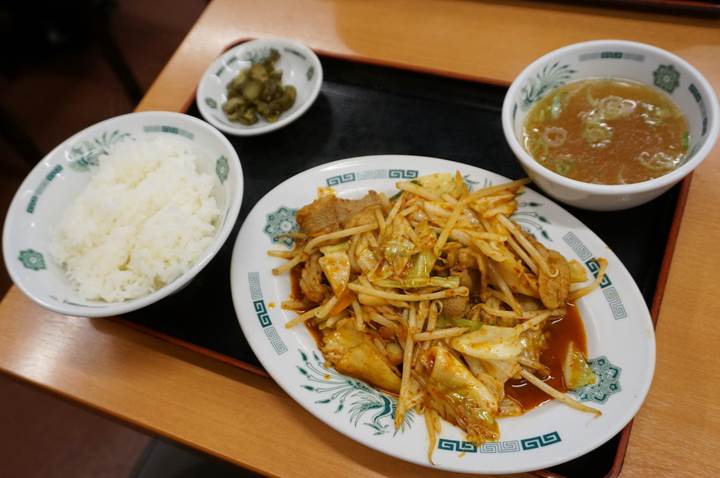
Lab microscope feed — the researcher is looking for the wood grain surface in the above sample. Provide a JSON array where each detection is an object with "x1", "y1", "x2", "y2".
[{"x1": 1, "y1": 1, "x2": 719, "y2": 477}]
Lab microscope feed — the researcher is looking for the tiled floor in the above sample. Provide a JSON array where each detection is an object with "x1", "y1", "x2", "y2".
[
  {"x1": 0, "y1": 374, "x2": 151, "y2": 478},
  {"x1": 0, "y1": 374, "x2": 260, "y2": 478},
  {"x1": 131, "y1": 440, "x2": 260, "y2": 478},
  {"x1": 0, "y1": 2, "x2": 258, "y2": 476}
]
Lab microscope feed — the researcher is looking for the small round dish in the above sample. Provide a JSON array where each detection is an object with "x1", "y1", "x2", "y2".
[
  {"x1": 502, "y1": 39, "x2": 719, "y2": 211},
  {"x1": 2, "y1": 111, "x2": 244, "y2": 318},
  {"x1": 196, "y1": 38, "x2": 323, "y2": 136}
]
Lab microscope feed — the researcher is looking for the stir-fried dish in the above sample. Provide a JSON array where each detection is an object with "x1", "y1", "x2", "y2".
[{"x1": 269, "y1": 173, "x2": 607, "y2": 460}]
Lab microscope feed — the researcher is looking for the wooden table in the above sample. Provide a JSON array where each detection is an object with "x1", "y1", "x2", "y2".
[{"x1": 1, "y1": 1, "x2": 718, "y2": 477}]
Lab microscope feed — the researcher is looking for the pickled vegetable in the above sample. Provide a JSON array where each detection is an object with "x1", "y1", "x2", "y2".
[{"x1": 223, "y1": 48, "x2": 296, "y2": 125}]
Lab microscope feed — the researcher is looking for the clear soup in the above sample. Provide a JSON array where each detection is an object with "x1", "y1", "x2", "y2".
[{"x1": 523, "y1": 78, "x2": 689, "y2": 185}]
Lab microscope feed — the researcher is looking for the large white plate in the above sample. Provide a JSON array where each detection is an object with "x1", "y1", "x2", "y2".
[{"x1": 230, "y1": 155, "x2": 655, "y2": 474}]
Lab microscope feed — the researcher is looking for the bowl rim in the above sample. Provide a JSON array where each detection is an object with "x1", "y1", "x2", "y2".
[
  {"x1": 501, "y1": 39, "x2": 720, "y2": 195},
  {"x1": 196, "y1": 37, "x2": 323, "y2": 137},
  {"x1": 2, "y1": 110, "x2": 244, "y2": 318}
]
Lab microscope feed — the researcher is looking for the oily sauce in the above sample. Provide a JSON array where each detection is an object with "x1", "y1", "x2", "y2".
[
  {"x1": 293, "y1": 264, "x2": 589, "y2": 411},
  {"x1": 505, "y1": 302, "x2": 587, "y2": 410}
]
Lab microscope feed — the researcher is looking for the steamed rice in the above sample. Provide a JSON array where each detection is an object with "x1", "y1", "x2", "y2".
[{"x1": 51, "y1": 136, "x2": 221, "y2": 302}]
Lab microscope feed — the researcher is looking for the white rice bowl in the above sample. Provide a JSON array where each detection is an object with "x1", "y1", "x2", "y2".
[
  {"x1": 2, "y1": 111, "x2": 243, "y2": 317},
  {"x1": 51, "y1": 137, "x2": 221, "y2": 302}
]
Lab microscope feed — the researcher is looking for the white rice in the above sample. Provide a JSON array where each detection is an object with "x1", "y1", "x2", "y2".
[{"x1": 51, "y1": 136, "x2": 221, "y2": 302}]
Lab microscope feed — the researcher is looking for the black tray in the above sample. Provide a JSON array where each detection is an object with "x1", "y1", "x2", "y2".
[{"x1": 120, "y1": 55, "x2": 680, "y2": 478}]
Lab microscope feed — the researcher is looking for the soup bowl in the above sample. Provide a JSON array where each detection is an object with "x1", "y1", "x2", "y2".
[{"x1": 502, "y1": 40, "x2": 719, "y2": 211}]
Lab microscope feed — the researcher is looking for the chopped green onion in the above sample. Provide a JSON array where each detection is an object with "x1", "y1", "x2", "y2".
[
  {"x1": 582, "y1": 122, "x2": 613, "y2": 147},
  {"x1": 527, "y1": 136, "x2": 549, "y2": 159},
  {"x1": 586, "y1": 88, "x2": 599, "y2": 107},
  {"x1": 551, "y1": 94, "x2": 564, "y2": 119},
  {"x1": 449, "y1": 317, "x2": 483, "y2": 331},
  {"x1": 437, "y1": 316, "x2": 483, "y2": 331},
  {"x1": 555, "y1": 161, "x2": 572, "y2": 176}
]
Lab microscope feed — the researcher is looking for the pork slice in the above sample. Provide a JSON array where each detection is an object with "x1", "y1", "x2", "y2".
[
  {"x1": 296, "y1": 195, "x2": 340, "y2": 237},
  {"x1": 338, "y1": 191, "x2": 383, "y2": 227},
  {"x1": 296, "y1": 191, "x2": 384, "y2": 236},
  {"x1": 300, "y1": 253, "x2": 328, "y2": 304}
]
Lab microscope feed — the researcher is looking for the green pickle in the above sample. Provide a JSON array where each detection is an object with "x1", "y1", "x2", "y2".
[{"x1": 222, "y1": 48, "x2": 297, "y2": 125}]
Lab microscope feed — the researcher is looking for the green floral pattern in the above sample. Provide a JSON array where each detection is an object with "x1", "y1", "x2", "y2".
[
  {"x1": 18, "y1": 249, "x2": 45, "y2": 271},
  {"x1": 514, "y1": 202, "x2": 552, "y2": 241},
  {"x1": 68, "y1": 130, "x2": 132, "y2": 172},
  {"x1": 216, "y1": 155, "x2": 229, "y2": 183},
  {"x1": 462, "y1": 174, "x2": 492, "y2": 191},
  {"x1": 205, "y1": 97, "x2": 217, "y2": 109},
  {"x1": 521, "y1": 62, "x2": 577, "y2": 110},
  {"x1": 571, "y1": 356, "x2": 621, "y2": 404},
  {"x1": 242, "y1": 48, "x2": 273, "y2": 65},
  {"x1": 298, "y1": 349, "x2": 413, "y2": 435},
  {"x1": 283, "y1": 47, "x2": 307, "y2": 61},
  {"x1": 653, "y1": 64, "x2": 680, "y2": 94},
  {"x1": 264, "y1": 207, "x2": 299, "y2": 248}
]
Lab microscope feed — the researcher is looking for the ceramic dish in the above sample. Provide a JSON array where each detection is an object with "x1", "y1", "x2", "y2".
[
  {"x1": 196, "y1": 38, "x2": 323, "y2": 136},
  {"x1": 230, "y1": 155, "x2": 655, "y2": 474},
  {"x1": 502, "y1": 39, "x2": 719, "y2": 211},
  {"x1": 2, "y1": 111, "x2": 244, "y2": 318}
]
